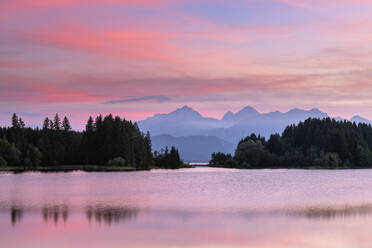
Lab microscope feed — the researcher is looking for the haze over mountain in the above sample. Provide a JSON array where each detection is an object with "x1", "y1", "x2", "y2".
[
  {"x1": 350, "y1": 115, "x2": 372, "y2": 125},
  {"x1": 138, "y1": 106, "x2": 372, "y2": 162},
  {"x1": 139, "y1": 106, "x2": 222, "y2": 137},
  {"x1": 205, "y1": 107, "x2": 330, "y2": 143},
  {"x1": 139, "y1": 105, "x2": 333, "y2": 143}
]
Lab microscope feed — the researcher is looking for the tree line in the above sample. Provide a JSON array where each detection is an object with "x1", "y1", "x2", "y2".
[
  {"x1": 0, "y1": 113, "x2": 183, "y2": 170},
  {"x1": 210, "y1": 118, "x2": 372, "y2": 169}
]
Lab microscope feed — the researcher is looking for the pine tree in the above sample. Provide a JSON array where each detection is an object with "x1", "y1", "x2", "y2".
[
  {"x1": 95, "y1": 115, "x2": 103, "y2": 132},
  {"x1": 12, "y1": 113, "x2": 19, "y2": 129},
  {"x1": 48, "y1": 120, "x2": 54, "y2": 130},
  {"x1": 62, "y1": 116, "x2": 71, "y2": 131},
  {"x1": 53, "y1": 114, "x2": 61, "y2": 131},
  {"x1": 86, "y1": 116, "x2": 94, "y2": 132},
  {"x1": 43, "y1": 118, "x2": 50, "y2": 130},
  {"x1": 143, "y1": 131, "x2": 153, "y2": 169},
  {"x1": 18, "y1": 118, "x2": 25, "y2": 129},
  {"x1": 145, "y1": 131, "x2": 152, "y2": 150},
  {"x1": 170, "y1": 146, "x2": 181, "y2": 169}
]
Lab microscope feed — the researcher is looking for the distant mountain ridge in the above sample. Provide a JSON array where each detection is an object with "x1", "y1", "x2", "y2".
[
  {"x1": 138, "y1": 106, "x2": 372, "y2": 162},
  {"x1": 139, "y1": 106, "x2": 222, "y2": 137},
  {"x1": 205, "y1": 107, "x2": 329, "y2": 143},
  {"x1": 139, "y1": 105, "x2": 334, "y2": 140},
  {"x1": 350, "y1": 115, "x2": 372, "y2": 125}
]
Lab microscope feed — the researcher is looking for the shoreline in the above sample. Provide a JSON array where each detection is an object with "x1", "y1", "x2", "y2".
[
  {"x1": 0, "y1": 164, "x2": 194, "y2": 173},
  {"x1": 0, "y1": 165, "x2": 137, "y2": 173},
  {"x1": 209, "y1": 165, "x2": 372, "y2": 170}
]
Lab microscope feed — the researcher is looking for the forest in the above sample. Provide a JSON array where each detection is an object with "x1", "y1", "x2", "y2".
[
  {"x1": 0, "y1": 114, "x2": 183, "y2": 171},
  {"x1": 210, "y1": 118, "x2": 372, "y2": 169}
]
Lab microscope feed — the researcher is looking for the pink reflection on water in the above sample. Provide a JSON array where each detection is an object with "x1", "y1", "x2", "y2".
[
  {"x1": 1, "y1": 168, "x2": 372, "y2": 247},
  {"x1": 1, "y1": 209, "x2": 372, "y2": 248}
]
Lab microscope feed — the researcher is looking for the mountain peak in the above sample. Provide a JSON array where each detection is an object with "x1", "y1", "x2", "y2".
[
  {"x1": 173, "y1": 105, "x2": 198, "y2": 114},
  {"x1": 179, "y1": 105, "x2": 193, "y2": 111},
  {"x1": 286, "y1": 107, "x2": 327, "y2": 118},
  {"x1": 222, "y1": 106, "x2": 259, "y2": 122},
  {"x1": 287, "y1": 108, "x2": 302, "y2": 113},
  {"x1": 221, "y1": 111, "x2": 234, "y2": 121},
  {"x1": 170, "y1": 105, "x2": 202, "y2": 118},
  {"x1": 351, "y1": 115, "x2": 362, "y2": 119},
  {"x1": 238, "y1": 106, "x2": 259, "y2": 115},
  {"x1": 350, "y1": 115, "x2": 371, "y2": 124},
  {"x1": 310, "y1": 108, "x2": 321, "y2": 113}
]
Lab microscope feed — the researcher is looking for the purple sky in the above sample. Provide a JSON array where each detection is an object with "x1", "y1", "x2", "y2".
[{"x1": 1, "y1": 0, "x2": 372, "y2": 129}]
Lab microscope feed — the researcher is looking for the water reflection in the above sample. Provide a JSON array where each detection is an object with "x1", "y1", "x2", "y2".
[
  {"x1": 10, "y1": 206, "x2": 23, "y2": 226},
  {"x1": 288, "y1": 204, "x2": 372, "y2": 220},
  {"x1": 86, "y1": 206, "x2": 139, "y2": 225},
  {"x1": 6, "y1": 203, "x2": 372, "y2": 226},
  {"x1": 42, "y1": 205, "x2": 69, "y2": 224},
  {"x1": 3, "y1": 169, "x2": 372, "y2": 247},
  {"x1": 3, "y1": 205, "x2": 139, "y2": 226}
]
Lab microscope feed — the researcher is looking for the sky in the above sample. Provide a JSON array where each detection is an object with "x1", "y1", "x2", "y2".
[{"x1": 1, "y1": 0, "x2": 372, "y2": 129}]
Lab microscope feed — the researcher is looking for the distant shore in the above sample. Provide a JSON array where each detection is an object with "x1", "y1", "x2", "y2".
[
  {"x1": 0, "y1": 165, "x2": 137, "y2": 173},
  {"x1": 208, "y1": 164, "x2": 371, "y2": 170},
  {"x1": 0, "y1": 164, "x2": 194, "y2": 173}
]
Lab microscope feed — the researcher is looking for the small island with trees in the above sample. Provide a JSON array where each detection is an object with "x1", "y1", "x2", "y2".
[
  {"x1": 210, "y1": 118, "x2": 372, "y2": 169},
  {"x1": 0, "y1": 114, "x2": 186, "y2": 172}
]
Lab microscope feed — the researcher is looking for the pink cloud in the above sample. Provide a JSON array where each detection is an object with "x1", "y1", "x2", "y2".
[
  {"x1": 20, "y1": 26, "x2": 181, "y2": 62},
  {"x1": 2, "y1": 0, "x2": 372, "y2": 123},
  {"x1": 278, "y1": 0, "x2": 372, "y2": 8},
  {"x1": 1, "y1": 0, "x2": 176, "y2": 11},
  {"x1": 0, "y1": 60, "x2": 42, "y2": 69},
  {"x1": 0, "y1": 74, "x2": 104, "y2": 104},
  {"x1": 16, "y1": 21, "x2": 282, "y2": 79}
]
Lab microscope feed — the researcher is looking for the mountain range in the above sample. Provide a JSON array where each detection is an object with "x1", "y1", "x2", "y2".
[{"x1": 138, "y1": 106, "x2": 372, "y2": 162}]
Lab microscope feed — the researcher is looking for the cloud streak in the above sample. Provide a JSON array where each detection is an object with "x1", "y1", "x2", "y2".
[
  {"x1": 1, "y1": 0, "x2": 372, "y2": 127},
  {"x1": 104, "y1": 95, "x2": 171, "y2": 104}
]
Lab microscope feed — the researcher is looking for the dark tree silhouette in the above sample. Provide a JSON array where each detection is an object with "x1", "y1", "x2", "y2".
[
  {"x1": 0, "y1": 113, "x2": 183, "y2": 170},
  {"x1": 153, "y1": 146, "x2": 183, "y2": 169},
  {"x1": 53, "y1": 114, "x2": 61, "y2": 131},
  {"x1": 210, "y1": 118, "x2": 372, "y2": 169},
  {"x1": 11, "y1": 113, "x2": 19, "y2": 129},
  {"x1": 62, "y1": 116, "x2": 71, "y2": 131}
]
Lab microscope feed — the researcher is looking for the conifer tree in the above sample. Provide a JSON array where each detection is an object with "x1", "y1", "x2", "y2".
[
  {"x1": 43, "y1": 118, "x2": 50, "y2": 130},
  {"x1": 86, "y1": 116, "x2": 94, "y2": 132},
  {"x1": 62, "y1": 116, "x2": 71, "y2": 131},
  {"x1": 48, "y1": 119, "x2": 54, "y2": 130},
  {"x1": 11, "y1": 113, "x2": 19, "y2": 129},
  {"x1": 18, "y1": 118, "x2": 25, "y2": 129},
  {"x1": 53, "y1": 114, "x2": 61, "y2": 131}
]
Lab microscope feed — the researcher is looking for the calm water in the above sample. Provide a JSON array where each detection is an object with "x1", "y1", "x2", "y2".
[{"x1": 1, "y1": 167, "x2": 372, "y2": 248}]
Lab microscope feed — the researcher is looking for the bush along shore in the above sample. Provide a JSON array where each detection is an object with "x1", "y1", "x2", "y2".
[
  {"x1": 0, "y1": 114, "x2": 189, "y2": 172},
  {"x1": 210, "y1": 118, "x2": 372, "y2": 169}
]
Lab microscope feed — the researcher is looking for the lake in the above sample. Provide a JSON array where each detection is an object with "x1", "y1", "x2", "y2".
[{"x1": 1, "y1": 167, "x2": 372, "y2": 248}]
